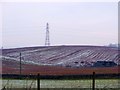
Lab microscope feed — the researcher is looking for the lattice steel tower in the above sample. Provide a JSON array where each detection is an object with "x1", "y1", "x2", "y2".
[{"x1": 45, "y1": 23, "x2": 50, "y2": 46}]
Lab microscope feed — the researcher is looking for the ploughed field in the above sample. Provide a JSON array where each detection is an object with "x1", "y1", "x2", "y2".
[{"x1": 1, "y1": 45, "x2": 120, "y2": 75}]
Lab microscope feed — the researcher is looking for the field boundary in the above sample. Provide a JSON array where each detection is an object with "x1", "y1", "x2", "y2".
[{"x1": 2, "y1": 73, "x2": 120, "y2": 79}]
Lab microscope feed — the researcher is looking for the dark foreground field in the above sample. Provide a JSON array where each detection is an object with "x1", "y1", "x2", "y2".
[{"x1": 2, "y1": 64, "x2": 120, "y2": 76}]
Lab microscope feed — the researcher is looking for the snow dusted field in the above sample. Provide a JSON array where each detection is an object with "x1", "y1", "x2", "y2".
[
  {"x1": 1, "y1": 46, "x2": 120, "y2": 89},
  {"x1": 2, "y1": 45, "x2": 119, "y2": 68},
  {"x1": 2, "y1": 79, "x2": 119, "y2": 88}
]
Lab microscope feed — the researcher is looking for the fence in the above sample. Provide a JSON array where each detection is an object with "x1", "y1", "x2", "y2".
[{"x1": 1, "y1": 72, "x2": 120, "y2": 90}]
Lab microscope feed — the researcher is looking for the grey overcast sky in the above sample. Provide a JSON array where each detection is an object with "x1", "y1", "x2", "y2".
[{"x1": 2, "y1": 2, "x2": 118, "y2": 48}]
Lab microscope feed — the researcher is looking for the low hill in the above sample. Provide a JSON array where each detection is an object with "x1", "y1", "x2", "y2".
[{"x1": 1, "y1": 45, "x2": 120, "y2": 75}]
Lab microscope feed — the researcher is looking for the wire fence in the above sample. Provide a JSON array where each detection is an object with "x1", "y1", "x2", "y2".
[{"x1": 1, "y1": 72, "x2": 120, "y2": 90}]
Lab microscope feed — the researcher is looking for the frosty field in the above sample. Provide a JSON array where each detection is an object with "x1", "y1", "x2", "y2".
[{"x1": 2, "y1": 79, "x2": 119, "y2": 89}]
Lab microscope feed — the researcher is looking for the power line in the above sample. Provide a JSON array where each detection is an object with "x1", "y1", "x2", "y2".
[
  {"x1": 45, "y1": 23, "x2": 50, "y2": 46},
  {"x1": 3, "y1": 26, "x2": 45, "y2": 29},
  {"x1": 20, "y1": 52, "x2": 22, "y2": 76}
]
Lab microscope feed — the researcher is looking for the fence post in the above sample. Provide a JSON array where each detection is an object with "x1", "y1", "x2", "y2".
[
  {"x1": 37, "y1": 73, "x2": 40, "y2": 90},
  {"x1": 92, "y1": 72, "x2": 95, "y2": 90}
]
